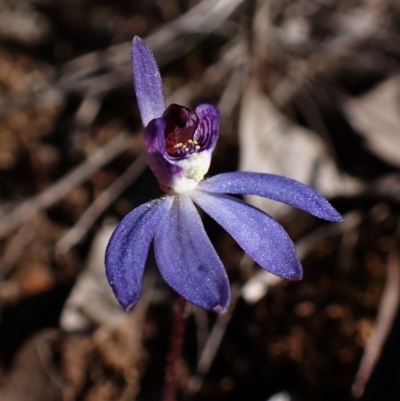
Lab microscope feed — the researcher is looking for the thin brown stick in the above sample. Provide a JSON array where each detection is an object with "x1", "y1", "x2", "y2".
[
  {"x1": 0, "y1": 220, "x2": 37, "y2": 279},
  {"x1": 242, "y1": 212, "x2": 362, "y2": 304},
  {"x1": 187, "y1": 284, "x2": 240, "y2": 394},
  {"x1": 352, "y1": 248, "x2": 400, "y2": 398},
  {"x1": 119, "y1": 275, "x2": 157, "y2": 401},
  {"x1": 163, "y1": 297, "x2": 187, "y2": 401},
  {"x1": 55, "y1": 0, "x2": 243, "y2": 97},
  {"x1": 193, "y1": 307, "x2": 209, "y2": 361},
  {"x1": 218, "y1": 63, "x2": 248, "y2": 123},
  {"x1": 0, "y1": 132, "x2": 132, "y2": 239},
  {"x1": 0, "y1": 0, "x2": 244, "y2": 119},
  {"x1": 296, "y1": 211, "x2": 362, "y2": 260},
  {"x1": 56, "y1": 151, "x2": 147, "y2": 252},
  {"x1": 61, "y1": 0, "x2": 243, "y2": 79}
]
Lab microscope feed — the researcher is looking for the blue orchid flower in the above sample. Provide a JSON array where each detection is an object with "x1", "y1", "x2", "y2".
[{"x1": 105, "y1": 36, "x2": 343, "y2": 313}]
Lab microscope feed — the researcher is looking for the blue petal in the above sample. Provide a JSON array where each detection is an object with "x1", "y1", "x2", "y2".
[
  {"x1": 154, "y1": 195, "x2": 230, "y2": 312},
  {"x1": 198, "y1": 172, "x2": 343, "y2": 222},
  {"x1": 132, "y1": 36, "x2": 166, "y2": 126},
  {"x1": 191, "y1": 190, "x2": 302, "y2": 280},
  {"x1": 145, "y1": 117, "x2": 183, "y2": 191},
  {"x1": 105, "y1": 197, "x2": 173, "y2": 310},
  {"x1": 194, "y1": 103, "x2": 220, "y2": 152}
]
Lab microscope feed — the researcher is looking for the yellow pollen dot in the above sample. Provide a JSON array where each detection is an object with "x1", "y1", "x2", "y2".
[
  {"x1": 195, "y1": 145, "x2": 200, "y2": 150},
  {"x1": 187, "y1": 139, "x2": 193, "y2": 144},
  {"x1": 174, "y1": 143, "x2": 183, "y2": 149}
]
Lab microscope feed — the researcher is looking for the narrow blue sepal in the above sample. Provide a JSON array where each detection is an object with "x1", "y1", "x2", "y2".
[
  {"x1": 154, "y1": 195, "x2": 230, "y2": 312},
  {"x1": 105, "y1": 197, "x2": 172, "y2": 310},
  {"x1": 198, "y1": 172, "x2": 343, "y2": 222},
  {"x1": 132, "y1": 36, "x2": 166, "y2": 126},
  {"x1": 191, "y1": 190, "x2": 303, "y2": 280}
]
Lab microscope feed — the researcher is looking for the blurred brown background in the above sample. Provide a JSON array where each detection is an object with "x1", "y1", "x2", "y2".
[{"x1": 1, "y1": 0, "x2": 400, "y2": 400}]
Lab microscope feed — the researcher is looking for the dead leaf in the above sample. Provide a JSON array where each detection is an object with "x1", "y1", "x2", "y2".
[
  {"x1": 59, "y1": 221, "x2": 129, "y2": 332},
  {"x1": 344, "y1": 75, "x2": 400, "y2": 168},
  {"x1": 239, "y1": 79, "x2": 361, "y2": 218},
  {"x1": 0, "y1": 330, "x2": 64, "y2": 401}
]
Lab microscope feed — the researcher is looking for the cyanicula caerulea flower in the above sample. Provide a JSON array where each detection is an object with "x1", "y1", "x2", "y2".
[{"x1": 105, "y1": 36, "x2": 343, "y2": 313}]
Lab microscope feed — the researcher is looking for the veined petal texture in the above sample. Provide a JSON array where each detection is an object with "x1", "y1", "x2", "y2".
[
  {"x1": 194, "y1": 104, "x2": 220, "y2": 151},
  {"x1": 154, "y1": 195, "x2": 230, "y2": 312},
  {"x1": 132, "y1": 36, "x2": 166, "y2": 126},
  {"x1": 105, "y1": 197, "x2": 173, "y2": 310},
  {"x1": 144, "y1": 117, "x2": 182, "y2": 190},
  {"x1": 198, "y1": 172, "x2": 343, "y2": 222},
  {"x1": 191, "y1": 190, "x2": 302, "y2": 280}
]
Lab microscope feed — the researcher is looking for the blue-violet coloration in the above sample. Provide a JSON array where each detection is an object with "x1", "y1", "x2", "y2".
[{"x1": 105, "y1": 36, "x2": 343, "y2": 313}]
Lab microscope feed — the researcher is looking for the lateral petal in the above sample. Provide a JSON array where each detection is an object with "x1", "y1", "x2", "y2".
[
  {"x1": 144, "y1": 117, "x2": 183, "y2": 191},
  {"x1": 191, "y1": 190, "x2": 302, "y2": 280},
  {"x1": 105, "y1": 197, "x2": 173, "y2": 310},
  {"x1": 194, "y1": 103, "x2": 220, "y2": 152},
  {"x1": 132, "y1": 36, "x2": 166, "y2": 126},
  {"x1": 198, "y1": 172, "x2": 343, "y2": 222},
  {"x1": 154, "y1": 195, "x2": 230, "y2": 312}
]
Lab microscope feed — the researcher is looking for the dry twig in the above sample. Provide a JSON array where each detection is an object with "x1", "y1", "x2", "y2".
[
  {"x1": 0, "y1": 132, "x2": 132, "y2": 239},
  {"x1": 352, "y1": 247, "x2": 400, "y2": 397},
  {"x1": 187, "y1": 284, "x2": 241, "y2": 394},
  {"x1": 56, "y1": 151, "x2": 147, "y2": 252}
]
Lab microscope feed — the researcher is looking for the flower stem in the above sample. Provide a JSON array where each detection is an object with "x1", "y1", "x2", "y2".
[{"x1": 162, "y1": 297, "x2": 187, "y2": 401}]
